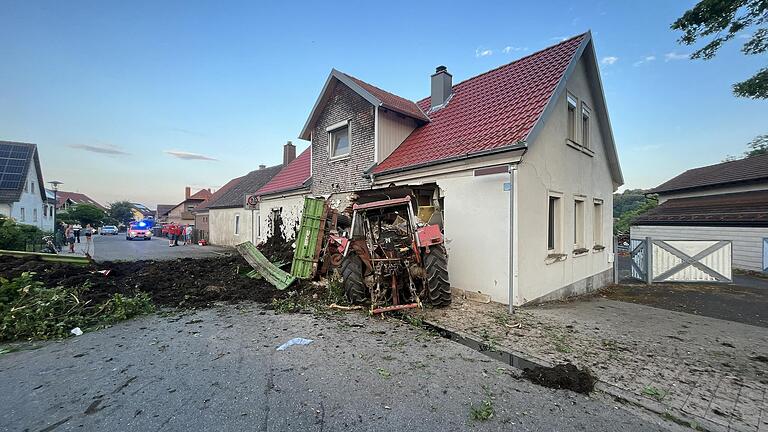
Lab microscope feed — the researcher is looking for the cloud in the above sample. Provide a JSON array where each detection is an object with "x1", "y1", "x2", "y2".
[
  {"x1": 502, "y1": 46, "x2": 527, "y2": 54},
  {"x1": 664, "y1": 52, "x2": 689, "y2": 61},
  {"x1": 633, "y1": 55, "x2": 656, "y2": 67},
  {"x1": 69, "y1": 144, "x2": 128, "y2": 155},
  {"x1": 475, "y1": 48, "x2": 493, "y2": 57},
  {"x1": 601, "y1": 56, "x2": 619, "y2": 65},
  {"x1": 164, "y1": 150, "x2": 218, "y2": 161}
]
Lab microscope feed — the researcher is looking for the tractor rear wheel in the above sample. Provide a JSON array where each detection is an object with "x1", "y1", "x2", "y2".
[
  {"x1": 424, "y1": 245, "x2": 451, "y2": 307},
  {"x1": 340, "y1": 252, "x2": 367, "y2": 304}
]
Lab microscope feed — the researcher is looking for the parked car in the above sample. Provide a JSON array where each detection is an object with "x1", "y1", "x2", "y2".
[{"x1": 100, "y1": 225, "x2": 118, "y2": 235}]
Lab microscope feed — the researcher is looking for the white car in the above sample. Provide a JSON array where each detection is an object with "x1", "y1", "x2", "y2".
[{"x1": 100, "y1": 225, "x2": 118, "y2": 235}]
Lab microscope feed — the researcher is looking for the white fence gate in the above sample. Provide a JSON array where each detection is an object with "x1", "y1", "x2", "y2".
[{"x1": 630, "y1": 238, "x2": 732, "y2": 283}]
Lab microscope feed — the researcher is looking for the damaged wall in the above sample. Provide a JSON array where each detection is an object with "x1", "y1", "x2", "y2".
[
  {"x1": 257, "y1": 192, "x2": 307, "y2": 244},
  {"x1": 515, "y1": 55, "x2": 615, "y2": 305}
]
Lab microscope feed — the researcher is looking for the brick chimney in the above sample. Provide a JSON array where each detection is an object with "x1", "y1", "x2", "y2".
[
  {"x1": 431, "y1": 66, "x2": 452, "y2": 109},
  {"x1": 185, "y1": 186, "x2": 191, "y2": 199},
  {"x1": 283, "y1": 141, "x2": 296, "y2": 166}
]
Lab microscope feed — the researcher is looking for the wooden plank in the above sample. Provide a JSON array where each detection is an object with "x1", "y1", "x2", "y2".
[
  {"x1": 0, "y1": 249, "x2": 91, "y2": 265},
  {"x1": 235, "y1": 241, "x2": 296, "y2": 290}
]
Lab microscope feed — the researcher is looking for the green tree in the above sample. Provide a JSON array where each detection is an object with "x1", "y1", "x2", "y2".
[
  {"x1": 67, "y1": 204, "x2": 106, "y2": 227},
  {"x1": 614, "y1": 196, "x2": 658, "y2": 235},
  {"x1": 613, "y1": 189, "x2": 648, "y2": 217},
  {"x1": 0, "y1": 215, "x2": 48, "y2": 251},
  {"x1": 672, "y1": 0, "x2": 768, "y2": 98},
  {"x1": 109, "y1": 201, "x2": 135, "y2": 224},
  {"x1": 745, "y1": 134, "x2": 768, "y2": 157}
]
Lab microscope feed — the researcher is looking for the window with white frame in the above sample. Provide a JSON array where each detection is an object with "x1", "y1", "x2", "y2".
[
  {"x1": 33, "y1": 208, "x2": 37, "y2": 222},
  {"x1": 574, "y1": 198, "x2": 585, "y2": 249},
  {"x1": 567, "y1": 94, "x2": 577, "y2": 142},
  {"x1": 581, "y1": 103, "x2": 591, "y2": 148},
  {"x1": 234, "y1": 214, "x2": 240, "y2": 235},
  {"x1": 43, "y1": 205, "x2": 48, "y2": 217},
  {"x1": 547, "y1": 194, "x2": 562, "y2": 252},
  {"x1": 329, "y1": 124, "x2": 350, "y2": 158},
  {"x1": 593, "y1": 199, "x2": 604, "y2": 247},
  {"x1": 20, "y1": 207, "x2": 25, "y2": 221}
]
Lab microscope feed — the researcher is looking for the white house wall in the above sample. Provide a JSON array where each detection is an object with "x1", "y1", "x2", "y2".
[
  {"x1": 209, "y1": 207, "x2": 259, "y2": 247},
  {"x1": 258, "y1": 192, "x2": 307, "y2": 243},
  {"x1": 515, "y1": 55, "x2": 615, "y2": 305},
  {"x1": 631, "y1": 225, "x2": 768, "y2": 272},
  {"x1": 4, "y1": 161, "x2": 51, "y2": 231}
]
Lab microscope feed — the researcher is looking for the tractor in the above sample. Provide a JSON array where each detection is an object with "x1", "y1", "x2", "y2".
[{"x1": 334, "y1": 195, "x2": 451, "y2": 313}]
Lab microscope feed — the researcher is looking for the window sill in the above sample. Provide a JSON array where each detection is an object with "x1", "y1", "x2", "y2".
[
  {"x1": 573, "y1": 247, "x2": 590, "y2": 257},
  {"x1": 565, "y1": 139, "x2": 594, "y2": 157},
  {"x1": 329, "y1": 155, "x2": 350, "y2": 162},
  {"x1": 592, "y1": 244, "x2": 605, "y2": 253},
  {"x1": 545, "y1": 253, "x2": 568, "y2": 265}
]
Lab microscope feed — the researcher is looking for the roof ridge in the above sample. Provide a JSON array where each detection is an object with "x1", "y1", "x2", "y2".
[
  {"x1": 684, "y1": 152, "x2": 768, "y2": 173},
  {"x1": 415, "y1": 32, "x2": 589, "y2": 105}
]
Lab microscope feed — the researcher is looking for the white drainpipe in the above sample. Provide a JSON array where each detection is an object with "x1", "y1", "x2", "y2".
[{"x1": 508, "y1": 163, "x2": 519, "y2": 313}]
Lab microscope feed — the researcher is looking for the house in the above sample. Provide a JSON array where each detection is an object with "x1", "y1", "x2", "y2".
[
  {"x1": 0, "y1": 141, "x2": 55, "y2": 232},
  {"x1": 254, "y1": 143, "x2": 311, "y2": 242},
  {"x1": 155, "y1": 204, "x2": 175, "y2": 223},
  {"x1": 159, "y1": 187, "x2": 212, "y2": 225},
  {"x1": 55, "y1": 191, "x2": 105, "y2": 211},
  {"x1": 287, "y1": 31, "x2": 621, "y2": 306},
  {"x1": 206, "y1": 161, "x2": 285, "y2": 247},
  {"x1": 193, "y1": 175, "x2": 248, "y2": 243},
  {"x1": 632, "y1": 153, "x2": 768, "y2": 272},
  {"x1": 130, "y1": 203, "x2": 156, "y2": 221}
]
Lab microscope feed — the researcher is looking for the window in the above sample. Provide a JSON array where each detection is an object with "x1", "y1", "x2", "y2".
[
  {"x1": 567, "y1": 94, "x2": 577, "y2": 142},
  {"x1": 24, "y1": 182, "x2": 29, "y2": 193},
  {"x1": 20, "y1": 207, "x2": 25, "y2": 221},
  {"x1": 33, "y1": 208, "x2": 37, "y2": 222},
  {"x1": 574, "y1": 198, "x2": 585, "y2": 249},
  {"x1": 234, "y1": 214, "x2": 240, "y2": 235},
  {"x1": 31, "y1": 181, "x2": 35, "y2": 194},
  {"x1": 329, "y1": 125, "x2": 350, "y2": 158},
  {"x1": 593, "y1": 199, "x2": 604, "y2": 247},
  {"x1": 581, "y1": 103, "x2": 591, "y2": 148},
  {"x1": 547, "y1": 195, "x2": 561, "y2": 251},
  {"x1": 43, "y1": 205, "x2": 48, "y2": 217}
]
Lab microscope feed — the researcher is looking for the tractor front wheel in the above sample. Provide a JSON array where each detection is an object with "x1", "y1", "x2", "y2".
[
  {"x1": 424, "y1": 245, "x2": 451, "y2": 307},
  {"x1": 340, "y1": 252, "x2": 367, "y2": 304}
]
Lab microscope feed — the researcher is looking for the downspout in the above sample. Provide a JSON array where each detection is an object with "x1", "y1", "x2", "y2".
[{"x1": 508, "y1": 163, "x2": 519, "y2": 314}]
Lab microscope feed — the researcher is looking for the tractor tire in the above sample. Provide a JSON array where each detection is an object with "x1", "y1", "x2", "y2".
[
  {"x1": 340, "y1": 252, "x2": 367, "y2": 304},
  {"x1": 424, "y1": 245, "x2": 451, "y2": 307}
]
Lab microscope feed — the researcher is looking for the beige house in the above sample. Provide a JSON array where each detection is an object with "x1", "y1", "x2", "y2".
[
  {"x1": 159, "y1": 187, "x2": 211, "y2": 225},
  {"x1": 287, "y1": 31, "x2": 622, "y2": 306}
]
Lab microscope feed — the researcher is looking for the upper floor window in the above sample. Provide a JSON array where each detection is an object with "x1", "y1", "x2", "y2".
[
  {"x1": 581, "y1": 103, "x2": 591, "y2": 148},
  {"x1": 33, "y1": 208, "x2": 37, "y2": 222},
  {"x1": 567, "y1": 94, "x2": 577, "y2": 142},
  {"x1": 31, "y1": 181, "x2": 35, "y2": 194},
  {"x1": 20, "y1": 207, "x2": 25, "y2": 221},
  {"x1": 329, "y1": 124, "x2": 350, "y2": 159}
]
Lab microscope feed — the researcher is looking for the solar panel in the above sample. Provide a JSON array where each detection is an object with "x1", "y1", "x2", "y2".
[{"x1": 0, "y1": 143, "x2": 32, "y2": 190}]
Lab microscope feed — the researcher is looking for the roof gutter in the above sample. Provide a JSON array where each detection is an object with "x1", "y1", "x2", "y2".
[{"x1": 368, "y1": 142, "x2": 528, "y2": 178}]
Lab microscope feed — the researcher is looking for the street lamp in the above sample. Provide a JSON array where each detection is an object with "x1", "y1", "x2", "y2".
[{"x1": 49, "y1": 180, "x2": 63, "y2": 234}]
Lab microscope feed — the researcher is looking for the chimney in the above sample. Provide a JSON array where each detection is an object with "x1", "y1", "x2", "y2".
[
  {"x1": 259, "y1": 164, "x2": 266, "y2": 170},
  {"x1": 185, "y1": 186, "x2": 191, "y2": 199},
  {"x1": 283, "y1": 140, "x2": 296, "y2": 166},
  {"x1": 431, "y1": 65, "x2": 452, "y2": 109}
]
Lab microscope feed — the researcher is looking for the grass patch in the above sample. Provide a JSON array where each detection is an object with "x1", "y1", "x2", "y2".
[
  {"x1": 1, "y1": 272, "x2": 154, "y2": 342},
  {"x1": 377, "y1": 367, "x2": 391, "y2": 379},
  {"x1": 642, "y1": 385, "x2": 667, "y2": 401},
  {"x1": 546, "y1": 330, "x2": 573, "y2": 353},
  {"x1": 488, "y1": 311, "x2": 511, "y2": 327}
]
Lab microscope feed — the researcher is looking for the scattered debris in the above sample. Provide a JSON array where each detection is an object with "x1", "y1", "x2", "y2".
[
  {"x1": 236, "y1": 241, "x2": 296, "y2": 290},
  {"x1": 70, "y1": 327, "x2": 83, "y2": 336},
  {"x1": 377, "y1": 367, "x2": 391, "y2": 379},
  {"x1": 328, "y1": 303, "x2": 363, "y2": 311},
  {"x1": 751, "y1": 355, "x2": 768, "y2": 363},
  {"x1": 276, "y1": 338, "x2": 314, "y2": 351},
  {"x1": 469, "y1": 399, "x2": 494, "y2": 421},
  {"x1": 521, "y1": 363, "x2": 596, "y2": 394},
  {"x1": 642, "y1": 385, "x2": 667, "y2": 401}
]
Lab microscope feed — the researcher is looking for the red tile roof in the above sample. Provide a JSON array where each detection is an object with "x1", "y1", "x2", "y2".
[
  {"x1": 256, "y1": 147, "x2": 312, "y2": 196},
  {"x1": 56, "y1": 191, "x2": 105, "y2": 210},
  {"x1": 633, "y1": 190, "x2": 768, "y2": 227},
  {"x1": 650, "y1": 153, "x2": 768, "y2": 194},
  {"x1": 188, "y1": 189, "x2": 212, "y2": 200},
  {"x1": 373, "y1": 34, "x2": 586, "y2": 174},
  {"x1": 341, "y1": 72, "x2": 430, "y2": 122}
]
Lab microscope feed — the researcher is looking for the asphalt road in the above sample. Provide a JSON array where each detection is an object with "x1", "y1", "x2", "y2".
[
  {"x1": 0, "y1": 305, "x2": 677, "y2": 432},
  {"x1": 81, "y1": 233, "x2": 231, "y2": 262}
]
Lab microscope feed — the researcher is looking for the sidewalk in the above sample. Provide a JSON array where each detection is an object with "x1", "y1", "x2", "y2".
[{"x1": 412, "y1": 296, "x2": 768, "y2": 432}]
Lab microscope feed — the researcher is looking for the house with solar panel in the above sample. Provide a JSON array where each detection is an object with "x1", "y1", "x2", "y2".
[
  {"x1": 0, "y1": 141, "x2": 54, "y2": 232},
  {"x1": 272, "y1": 31, "x2": 622, "y2": 306}
]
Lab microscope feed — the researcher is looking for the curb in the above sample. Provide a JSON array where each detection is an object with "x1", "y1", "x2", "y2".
[{"x1": 421, "y1": 318, "x2": 727, "y2": 432}]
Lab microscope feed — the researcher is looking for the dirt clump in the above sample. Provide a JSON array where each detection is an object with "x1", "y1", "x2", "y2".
[
  {"x1": 522, "y1": 363, "x2": 597, "y2": 394},
  {"x1": 259, "y1": 213, "x2": 297, "y2": 268},
  {"x1": 0, "y1": 255, "x2": 287, "y2": 309}
]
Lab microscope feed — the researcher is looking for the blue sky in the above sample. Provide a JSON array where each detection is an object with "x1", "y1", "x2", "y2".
[{"x1": 0, "y1": 0, "x2": 766, "y2": 207}]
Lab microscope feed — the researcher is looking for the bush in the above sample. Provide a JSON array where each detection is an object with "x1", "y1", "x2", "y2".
[
  {"x1": 0, "y1": 215, "x2": 49, "y2": 251},
  {"x1": 0, "y1": 272, "x2": 154, "y2": 341}
]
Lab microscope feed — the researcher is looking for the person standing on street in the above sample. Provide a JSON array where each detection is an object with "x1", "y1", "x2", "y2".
[
  {"x1": 84, "y1": 224, "x2": 94, "y2": 258},
  {"x1": 184, "y1": 224, "x2": 192, "y2": 245},
  {"x1": 73, "y1": 224, "x2": 81, "y2": 244},
  {"x1": 65, "y1": 224, "x2": 75, "y2": 253},
  {"x1": 168, "y1": 223, "x2": 176, "y2": 247}
]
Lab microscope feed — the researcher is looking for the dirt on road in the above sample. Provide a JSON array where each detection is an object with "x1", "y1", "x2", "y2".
[{"x1": 0, "y1": 255, "x2": 288, "y2": 309}]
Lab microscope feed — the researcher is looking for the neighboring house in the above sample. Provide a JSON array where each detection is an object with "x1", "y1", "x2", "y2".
[
  {"x1": 155, "y1": 204, "x2": 175, "y2": 223},
  {"x1": 55, "y1": 191, "x2": 105, "y2": 211},
  {"x1": 130, "y1": 203, "x2": 156, "y2": 221},
  {"x1": 161, "y1": 187, "x2": 212, "y2": 225},
  {"x1": 206, "y1": 162, "x2": 285, "y2": 247},
  {"x1": 289, "y1": 31, "x2": 621, "y2": 306},
  {"x1": 632, "y1": 153, "x2": 768, "y2": 272},
  {"x1": 254, "y1": 144, "x2": 312, "y2": 242},
  {"x1": 0, "y1": 141, "x2": 54, "y2": 231},
  {"x1": 193, "y1": 175, "x2": 247, "y2": 243}
]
